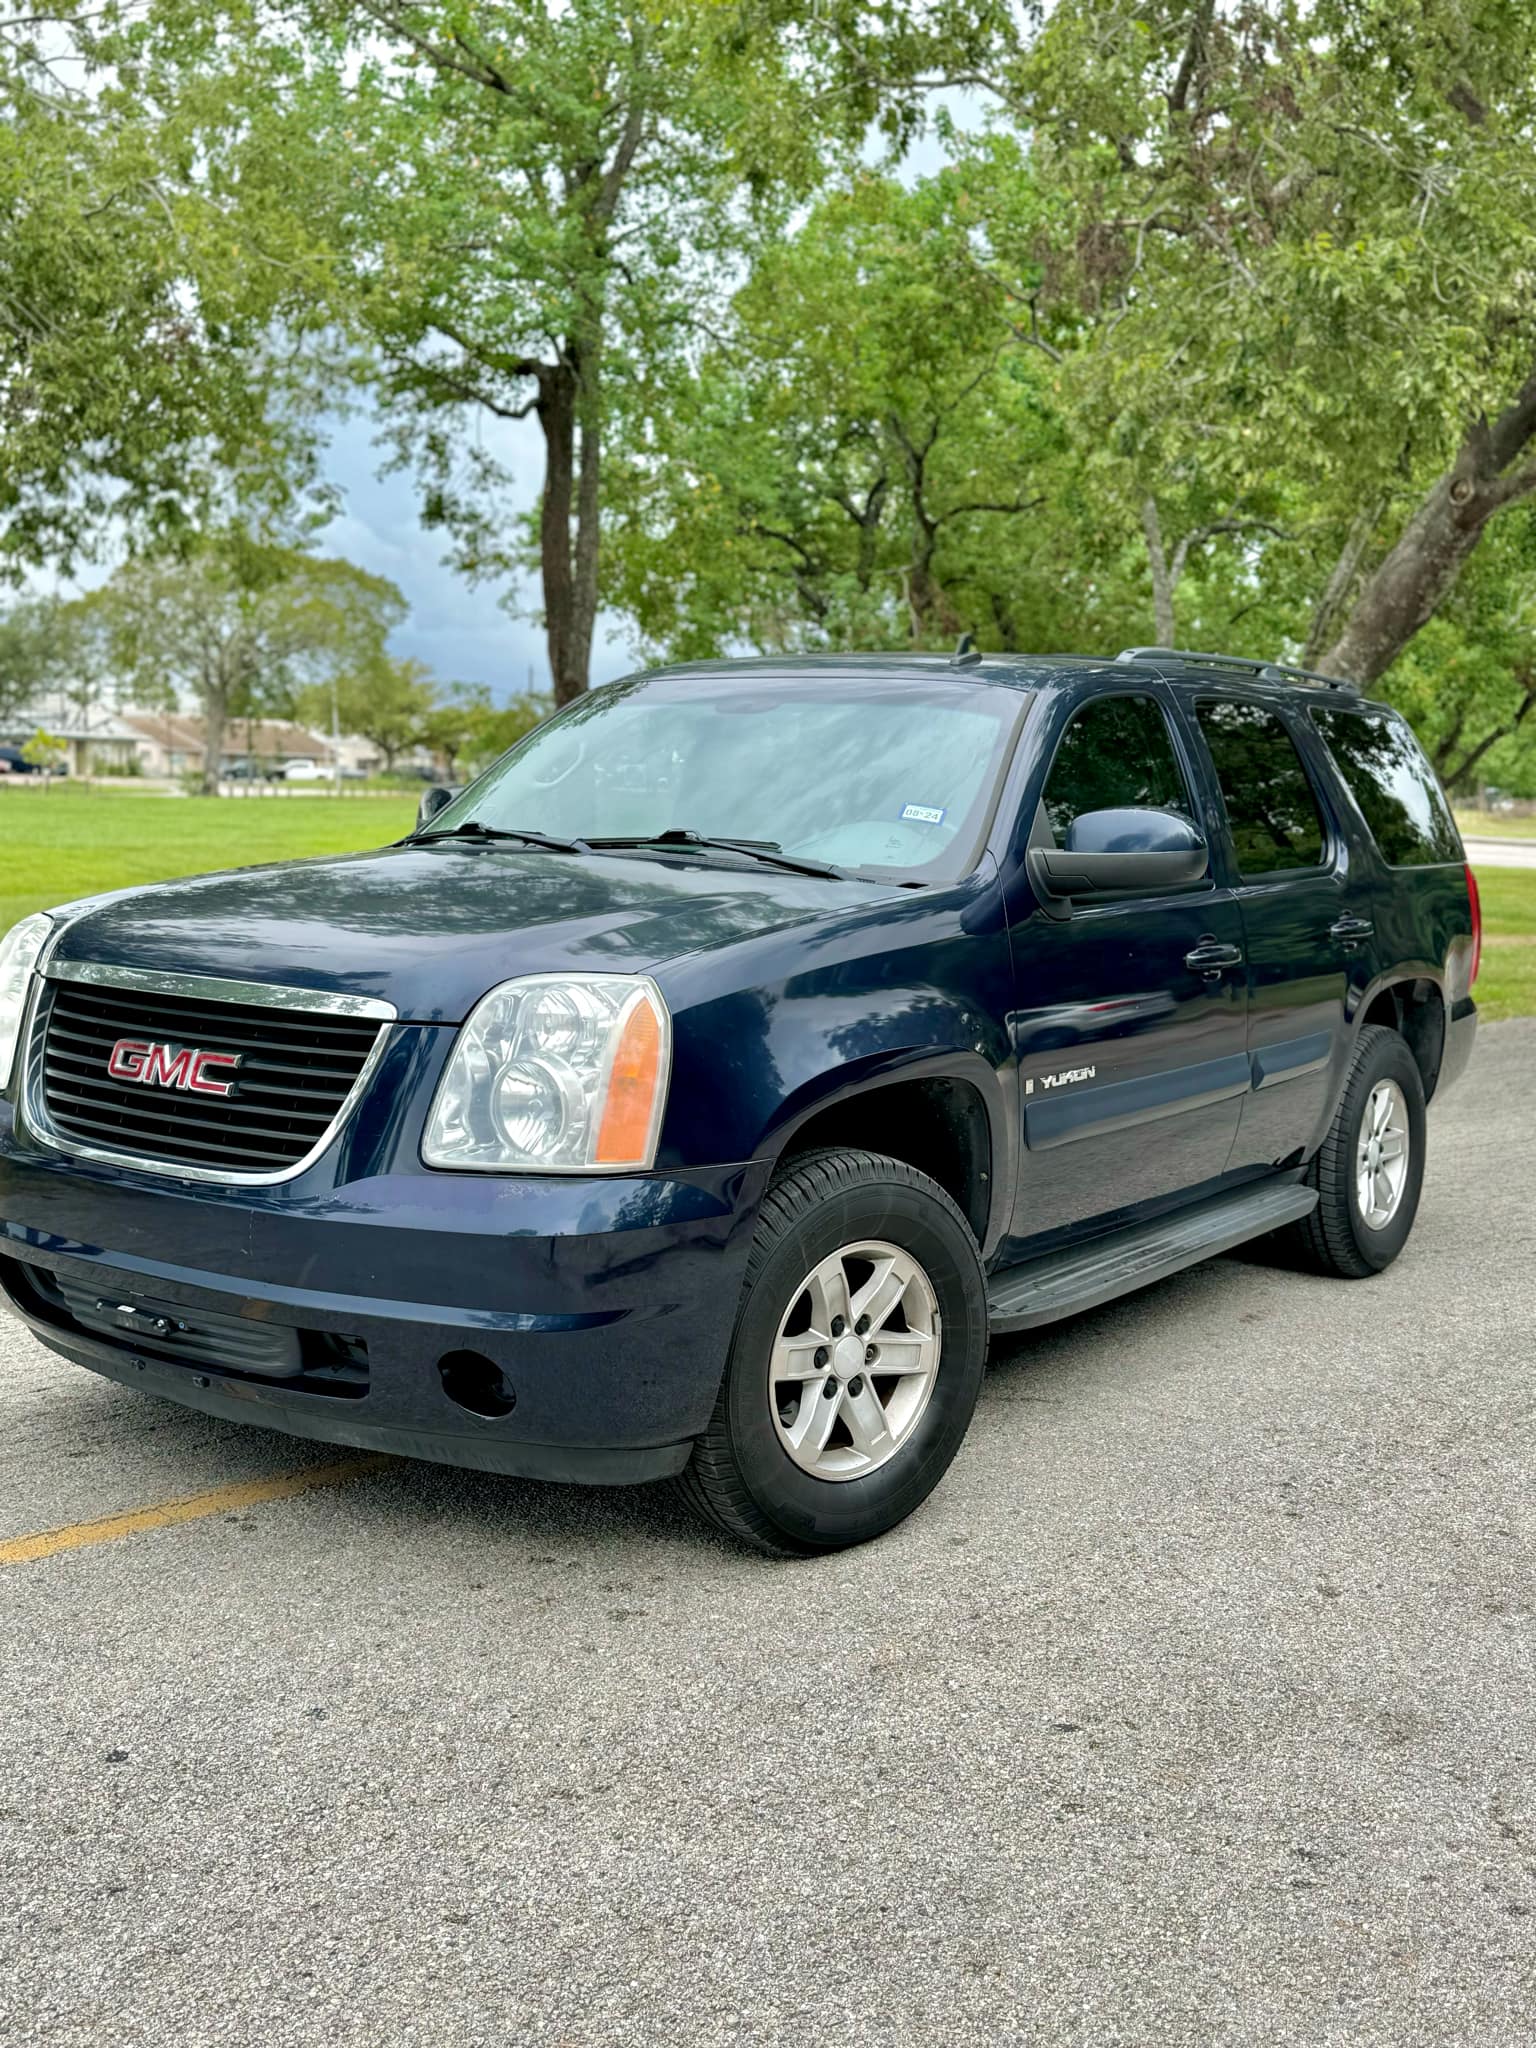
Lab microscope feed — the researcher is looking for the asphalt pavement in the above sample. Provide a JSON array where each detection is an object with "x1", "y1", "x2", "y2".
[{"x1": 1, "y1": 1025, "x2": 1533, "y2": 2047}]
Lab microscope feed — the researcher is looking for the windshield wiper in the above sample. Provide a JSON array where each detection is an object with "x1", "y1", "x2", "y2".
[
  {"x1": 585, "y1": 829, "x2": 848, "y2": 880},
  {"x1": 415, "y1": 819, "x2": 593, "y2": 855}
]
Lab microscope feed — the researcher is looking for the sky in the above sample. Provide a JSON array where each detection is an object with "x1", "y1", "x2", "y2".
[{"x1": 311, "y1": 405, "x2": 637, "y2": 700}]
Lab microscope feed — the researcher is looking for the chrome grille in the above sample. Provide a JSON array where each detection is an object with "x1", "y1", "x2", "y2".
[{"x1": 31, "y1": 968, "x2": 392, "y2": 1181}]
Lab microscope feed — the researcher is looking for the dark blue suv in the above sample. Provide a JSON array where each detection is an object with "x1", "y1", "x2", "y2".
[{"x1": 0, "y1": 649, "x2": 1480, "y2": 1552}]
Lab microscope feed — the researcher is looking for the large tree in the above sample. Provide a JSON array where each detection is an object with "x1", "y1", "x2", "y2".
[
  {"x1": 120, "y1": 2, "x2": 1011, "y2": 696},
  {"x1": 960, "y1": 0, "x2": 1536, "y2": 683},
  {"x1": 125, "y1": 0, "x2": 890, "y2": 700},
  {"x1": 87, "y1": 535, "x2": 407, "y2": 791},
  {"x1": 0, "y1": 10, "x2": 325, "y2": 579},
  {"x1": 0, "y1": 596, "x2": 70, "y2": 726},
  {"x1": 609, "y1": 172, "x2": 1065, "y2": 658}
]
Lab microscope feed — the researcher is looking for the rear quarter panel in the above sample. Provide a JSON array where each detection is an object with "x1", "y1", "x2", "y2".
[{"x1": 1366, "y1": 859, "x2": 1477, "y2": 1097}]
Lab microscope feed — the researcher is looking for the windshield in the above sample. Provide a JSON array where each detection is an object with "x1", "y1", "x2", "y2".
[{"x1": 423, "y1": 670, "x2": 1027, "y2": 879}]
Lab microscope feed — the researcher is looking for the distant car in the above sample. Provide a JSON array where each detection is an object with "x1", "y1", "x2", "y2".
[
  {"x1": 0, "y1": 746, "x2": 41, "y2": 775},
  {"x1": 276, "y1": 758, "x2": 333, "y2": 783}
]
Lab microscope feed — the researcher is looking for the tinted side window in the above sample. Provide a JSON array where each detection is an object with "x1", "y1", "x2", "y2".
[
  {"x1": 1195, "y1": 699, "x2": 1327, "y2": 875},
  {"x1": 1042, "y1": 693, "x2": 1193, "y2": 842},
  {"x1": 1313, "y1": 708, "x2": 1461, "y2": 866}
]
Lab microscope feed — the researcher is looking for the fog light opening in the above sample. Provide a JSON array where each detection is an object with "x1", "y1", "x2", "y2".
[{"x1": 437, "y1": 1349, "x2": 517, "y2": 1420}]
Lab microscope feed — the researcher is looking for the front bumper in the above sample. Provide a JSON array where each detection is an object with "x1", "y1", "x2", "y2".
[{"x1": 0, "y1": 1106, "x2": 768, "y2": 1484}]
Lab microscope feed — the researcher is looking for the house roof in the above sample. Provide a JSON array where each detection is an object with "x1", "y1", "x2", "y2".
[
  {"x1": 117, "y1": 714, "x2": 332, "y2": 759},
  {"x1": 0, "y1": 703, "x2": 145, "y2": 744}
]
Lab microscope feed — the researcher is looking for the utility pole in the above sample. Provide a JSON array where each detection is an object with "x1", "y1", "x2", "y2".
[{"x1": 331, "y1": 675, "x2": 342, "y2": 798}]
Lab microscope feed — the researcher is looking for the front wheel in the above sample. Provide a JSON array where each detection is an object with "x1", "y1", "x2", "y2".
[{"x1": 676, "y1": 1148, "x2": 989, "y2": 1555}]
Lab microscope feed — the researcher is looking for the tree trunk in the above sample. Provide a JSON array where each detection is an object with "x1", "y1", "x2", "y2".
[
  {"x1": 1323, "y1": 365, "x2": 1536, "y2": 684},
  {"x1": 893, "y1": 420, "x2": 959, "y2": 642},
  {"x1": 537, "y1": 334, "x2": 602, "y2": 706},
  {"x1": 1142, "y1": 496, "x2": 1176, "y2": 643},
  {"x1": 1435, "y1": 672, "x2": 1536, "y2": 789},
  {"x1": 570, "y1": 329, "x2": 602, "y2": 697},
  {"x1": 1302, "y1": 501, "x2": 1380, "y2": 666},
  {"x1": 200, "y1": 675, "x2": 227, "y2": 796}
]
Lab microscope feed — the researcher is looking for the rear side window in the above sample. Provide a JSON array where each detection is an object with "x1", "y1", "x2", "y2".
[
  {"x1": 1041, "y1": 693, "x2": 1193, "y2": 841},
  {"x1": 1312, "y1": 708, "x2": 1461, "y2": 866},
  {"x1": 1195, "y1": 699, "x2": 1327, "y2": 875}
]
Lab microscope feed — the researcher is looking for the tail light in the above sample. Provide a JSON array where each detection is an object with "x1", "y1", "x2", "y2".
[{"x1": 1465, "y1": 863, "x2": 1482, "y2": 987}]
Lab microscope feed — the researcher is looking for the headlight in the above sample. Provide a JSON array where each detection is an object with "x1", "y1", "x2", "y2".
[
  {"x1": 0, "y1": 912, "x2": 51, "y2": 1093},
  {"x1": 423, "y1": 973, "x2": 670, "y2": 1172}
]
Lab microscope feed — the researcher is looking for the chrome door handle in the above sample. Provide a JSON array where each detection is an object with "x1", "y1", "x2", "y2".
[
  {"x1": 1184, "y1": 938, "x2": 1244, "y2": 979},
  {"x1": 1330, "y1": 916, "x2": 1375, "y2": 950}
]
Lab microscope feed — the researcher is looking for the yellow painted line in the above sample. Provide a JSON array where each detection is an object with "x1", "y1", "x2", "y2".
[{"x1": 0, "y1": 1453, "x2": 393, "y2": 1567}]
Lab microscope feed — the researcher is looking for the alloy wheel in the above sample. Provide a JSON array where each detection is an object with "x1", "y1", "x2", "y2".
[
  {"x1": 768, "y1": 1239, "x2": 942, "y2": 1482},
  {"x1": 1356, "y1": 1078, "x2": 1410, "y2": 1230}
]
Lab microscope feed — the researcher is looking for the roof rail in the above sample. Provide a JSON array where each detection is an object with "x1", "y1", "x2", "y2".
[{"x1": 1115, "y1": 646, "x2": 1352, "y2": 691}]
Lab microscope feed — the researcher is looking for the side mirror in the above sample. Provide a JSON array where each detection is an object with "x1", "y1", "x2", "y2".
[
  {"x1": 1028, "y1": 807, "x2": 1208, "y2": 902},
  {"x1": 416, "y1": 784, "x2": 457, "y2": 829}
]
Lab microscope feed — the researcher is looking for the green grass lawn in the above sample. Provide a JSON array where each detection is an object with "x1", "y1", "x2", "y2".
[
  {"x1": 3, "y1": 784, "x2": 1532, "y2": 1021},
  {"x1": 1473, "y1": 867, "x2": 1536, "y2": 1022},
  {"x1": 1455, "y1": 808, "x2": 1536, "y2": 840},
  {"x1": 0, "y1": 784, "x2": 417, "y2": 933}
]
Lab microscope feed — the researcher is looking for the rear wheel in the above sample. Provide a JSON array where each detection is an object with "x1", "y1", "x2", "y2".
[
  {"x1": 1288, "y1": 1024, "x2": 1426, "y2": 1278},
  {"x1": 676, "y1": 1148, "x2": 988, "y2": 1555}
]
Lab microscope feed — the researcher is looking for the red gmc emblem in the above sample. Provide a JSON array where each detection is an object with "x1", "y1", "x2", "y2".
[{"x1": 107, "y1": 1039, "x2": 242, "y2": 1098}]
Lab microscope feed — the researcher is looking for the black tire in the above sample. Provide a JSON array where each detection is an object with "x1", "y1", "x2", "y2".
[
  {"x1": 676, "y1": 1148, "x2": 989, "y2": 1556},
  {"x1": 1287, "y1": 1024, "x2": 1427, "y2": 1278}
]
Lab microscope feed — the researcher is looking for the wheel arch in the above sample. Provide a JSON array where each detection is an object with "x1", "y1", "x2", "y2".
[
  {"x1": 759, "y1": 1051, "x2": 1011, "y2": 1258},
  {"x1": 1354, "y1": 970, "x2": 1447, "y2": 1103}
]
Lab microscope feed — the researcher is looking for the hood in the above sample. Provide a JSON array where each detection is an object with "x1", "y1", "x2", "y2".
[{"x1": 48, "y1": 840, "x2": 884, "y2": 1022}]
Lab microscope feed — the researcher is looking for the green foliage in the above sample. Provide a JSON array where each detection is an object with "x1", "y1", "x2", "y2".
[
  {"x1": 0, "y1": 15, "x2": 330, "y2": 577},
  {"x1": 19, "y1": 726, "x2": 64, "y2": 776},
  {"x1": 613, "y1": 3, "x2": 1536, "y2": 748},
  {"x1": 419, "y1": 682, "x2": 546, "y2": 779},
  {"x1": 0, "y1": 598, "x2": 71, "y2": 723},
  {"x1": 960, "y1": 0, "x2": 1536, "y2": 673},
  {"x1": 316, "y1": 653, "x2": 436, "y2": 772},
  {"x1": 10, "y1": 0, "x2": 1536, "y2": 759},
  {"x1": 1384, "y1": 510, "x2": 1536, "y2": 791},
  {"x1": 84, "y1": 533, "x2": 408, "y2": 790},
  {"x1": 609, "y1": 172, "x2": 1068, "y2": 655},
  {"x1": 117, "y1": 0, "x2": 891, "y2": 696}
]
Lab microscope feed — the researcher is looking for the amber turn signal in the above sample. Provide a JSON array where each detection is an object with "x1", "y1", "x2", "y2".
[{"x1": 595, "y1": 989, "x2": 667, "y2": 1166}]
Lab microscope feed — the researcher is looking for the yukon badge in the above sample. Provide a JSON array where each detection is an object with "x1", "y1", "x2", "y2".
[
  {"x1": 107, "y1": 1038, "x2": 242, "y2": 1098},
  {"x1": 1026, "y1": 1064, "x2": 1098, "y2": 1096}
]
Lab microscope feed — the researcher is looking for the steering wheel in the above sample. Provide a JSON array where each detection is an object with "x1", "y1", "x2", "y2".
[{"x1": 530, "y1": 732, "x2": 587, "y2": 790}]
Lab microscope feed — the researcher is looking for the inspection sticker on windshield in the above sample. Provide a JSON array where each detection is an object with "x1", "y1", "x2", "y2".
[{"x1": 900, "y1": 803, "x2": 947, "y2": 825}]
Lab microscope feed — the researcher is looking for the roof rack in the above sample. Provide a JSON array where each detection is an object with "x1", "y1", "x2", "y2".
[{"x1": 1115, "y1": 646, "x2": 1352, "y2": 691}]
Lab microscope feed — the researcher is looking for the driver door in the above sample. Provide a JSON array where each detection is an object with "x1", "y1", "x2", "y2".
[{"x1": 1003, "y1": 688, "x2": 1250, "y2": 1251}]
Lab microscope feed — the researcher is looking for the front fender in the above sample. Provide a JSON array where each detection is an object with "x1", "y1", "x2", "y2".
[{"x1": 653, "y1": 876, "x2": 1017, "y2": 1247}]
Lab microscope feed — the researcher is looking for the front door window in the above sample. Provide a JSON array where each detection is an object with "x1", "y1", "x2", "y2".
[{"x1": 1041, "y1": 693, "x2": 1196, "y2": 844}]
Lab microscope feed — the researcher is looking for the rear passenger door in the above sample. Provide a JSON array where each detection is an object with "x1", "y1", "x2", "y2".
[{"x1": 1184, "y1": 694, "x2": 1377, "y2": 1171}]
